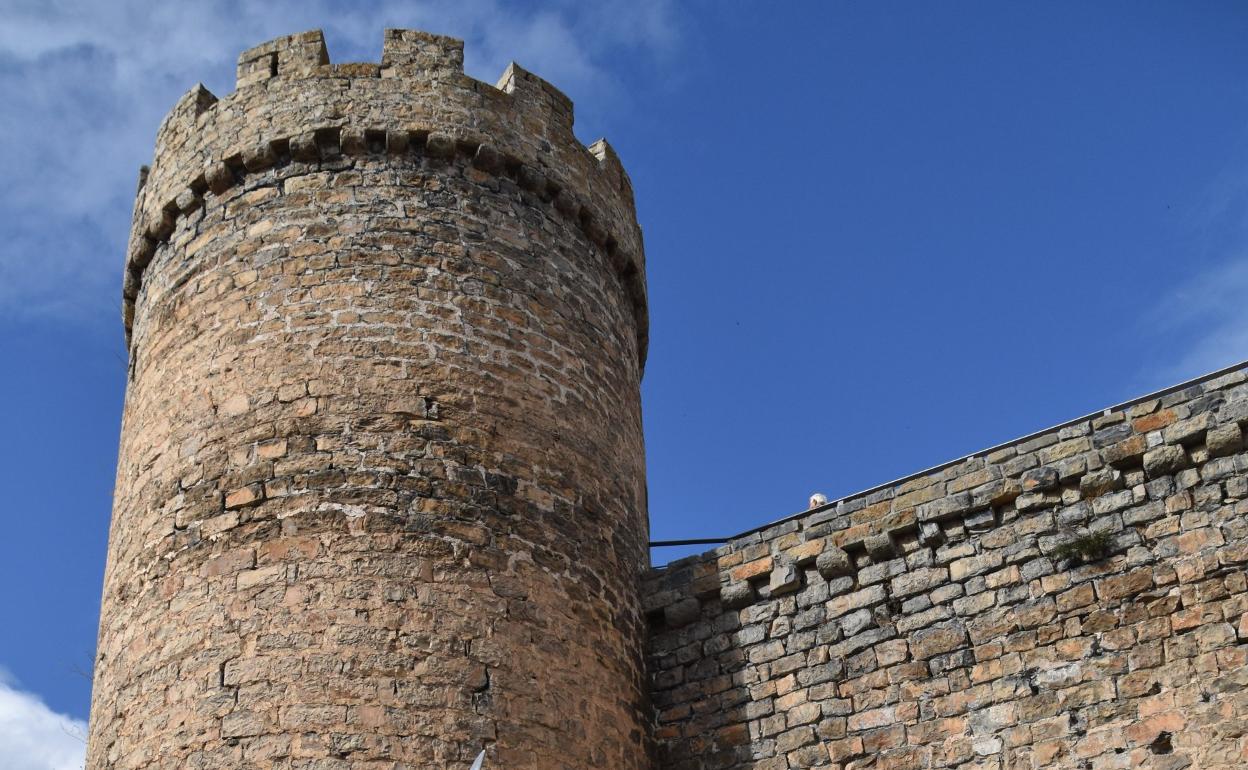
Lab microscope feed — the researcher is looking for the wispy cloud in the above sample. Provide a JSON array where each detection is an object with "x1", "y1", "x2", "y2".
[
  {"x1": 1147, "y1": 134, "x2": 1248, "y2": 384},
  {"x1": 0, "y1": 669, "x2": 87, "y2": 770},
  {"x1": 0, "y1": 0, "x2": 679, "y2": 322},
  {"x1": 1149, "y1": 256, "x2": 1248, "y2": 383}
]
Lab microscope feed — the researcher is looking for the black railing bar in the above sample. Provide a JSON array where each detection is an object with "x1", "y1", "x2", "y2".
[{"x1": 649, "y1": 537, "x2": 733, "y2": 547}]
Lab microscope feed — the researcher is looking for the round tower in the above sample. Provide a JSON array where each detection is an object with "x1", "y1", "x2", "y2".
[{"x1": 89, "y1": 29, "x2": 650, "y2": 770}]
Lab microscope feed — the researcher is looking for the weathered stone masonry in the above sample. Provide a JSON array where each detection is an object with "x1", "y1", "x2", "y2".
[
  {"x1": 91, "y1": 24, "x2": 1248, "y2": 770},
  {"x1": 91, "y1": 29, "x2": 650, "y2": 770},
  {"x1": 646, "y1": 365, "x2": 1248, "y2": 770}
]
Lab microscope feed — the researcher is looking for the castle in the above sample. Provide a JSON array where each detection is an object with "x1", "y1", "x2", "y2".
[{"x1": 88, "y1": 29, "x2": 1248, "y2": 770}]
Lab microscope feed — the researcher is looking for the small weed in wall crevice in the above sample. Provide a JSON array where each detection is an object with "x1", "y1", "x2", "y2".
[{"x1": 1052, "y1": 530, "x2": 1114, "y2": 565}]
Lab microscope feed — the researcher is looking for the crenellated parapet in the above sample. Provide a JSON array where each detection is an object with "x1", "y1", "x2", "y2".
[{"x1": 125, "y1": 29, "x2": 646, "y2": 363}]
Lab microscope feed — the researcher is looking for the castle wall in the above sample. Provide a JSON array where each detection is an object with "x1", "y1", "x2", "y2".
[
  {"x1": 90, "y1": 30, "x2": 650, "y2": 770},
  {"x1": 645, "y1": 366, "x2": 1248, "y2": 770}
]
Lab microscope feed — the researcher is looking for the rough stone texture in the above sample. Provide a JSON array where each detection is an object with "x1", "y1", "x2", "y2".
[
  {"x1": 90, "y1": 24, "x2": 1248, "y2": 770},
  {"x1": 646, "y1": 367, "x2": 1248, "y2": 770},
  {"x1": 89, "y1": 29, "x2": 650, "y2": 770}
]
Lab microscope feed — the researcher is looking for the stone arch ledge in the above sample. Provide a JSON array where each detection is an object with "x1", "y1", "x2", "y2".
[{"x1": 124, "y1": 124, "x2": 649, "y2": 368}]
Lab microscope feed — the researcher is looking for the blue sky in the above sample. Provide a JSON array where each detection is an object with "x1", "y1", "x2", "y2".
[{"x1": 1, "y1": 1, "x2": 1246, "y2": 765}]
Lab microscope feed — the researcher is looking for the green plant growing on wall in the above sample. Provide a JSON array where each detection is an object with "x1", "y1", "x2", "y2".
[{"x1": 1052, "y1": 529, "x2": 1114, "y2": 564}]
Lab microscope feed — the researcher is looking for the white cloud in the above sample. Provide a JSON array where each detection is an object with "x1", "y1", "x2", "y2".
[
  {"x1": 0, "y1": 674, "x2": 87, "y2": 770},
  {"x1": 0, "y1": 0, "x2": 678, "y2": 321},
  {"x1": 1146, "y1": 136, "x2": 1248, "y2": 385},
  {"x1": 1149, "y1": 256, "x2": 1248, "y2": 383}
]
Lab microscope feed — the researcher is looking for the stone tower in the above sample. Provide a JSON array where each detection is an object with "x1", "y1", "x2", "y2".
[{"x1": 89, "y1": 29, "x2": 650, "y2": 770}]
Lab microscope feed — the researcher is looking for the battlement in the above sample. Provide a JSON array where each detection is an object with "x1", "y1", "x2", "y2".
[
  {"x1": 496, "y1": 61, "x2": 575, "y2": 131},
  {"x1": 235, "y1": 29, "x2": 467, "y2": 86},
  {"x1": 148, "y1": 28, "x2": 593, "y2": 160},
  {"x1": 380, "y1": 28, "x2": 465, "y2": 78},
  {"x1": 236, "y1": 29, "x2": 331, "y2": 86},
  {"x1": 127, "y1": 28, "x2": 646, "y2": 362}
]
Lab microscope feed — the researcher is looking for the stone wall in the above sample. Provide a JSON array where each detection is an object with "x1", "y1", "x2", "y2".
[
  {"x1": 89, "y1": 29, "x2": 651, "y2": 770},
  {"x1": 645, "y1": 366, "x2": 1248, "y2": 770}
]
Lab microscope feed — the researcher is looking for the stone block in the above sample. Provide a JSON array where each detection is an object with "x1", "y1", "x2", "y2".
[
  {"x1": 224, "y1": 483, "x2": 264, "y2": 509},
  {"x1": 221, "y1": 710, "x2": 269, "y2": 738},
  {"x1": 910, "y1": 621, "x2": 968, "y2": 660},
  {"x1": 1221, "y1": 395, "x2": 1248, "y2": 423},
  {"x1": 963, "y1": 509, "x2": 997, "y2": 533},
  {"x1": 1144, "y1": 445, "x2": 1189, "y2": 478},
  {"x1": 1021, "y1": 466, "x2": 1059, "y2": 492},
  {"x1": 731, "y1": 556, "x2": 774, "y2": 582},
  {"x1": 769, "y1": 562, "x2": 802, "y2": 596},
  {"x1": 1162, "y1": 412, "x2": 1210, "y2": 445},
  {"x1": 950, "y1": 552, "x2": 1003, "y2": 581},
  {"x1": 917, "y1": 492, "x2": 973, "y2": 521},
  {"x1": 1016, "y1": 491, "x2": 1060, "y2": 512},
  {"x1": 864, "y1": 534, "x2": 896, "y2": 560},
  {"x1": 1207, "y1": 423, "x2": 1243, "y2": 457},
  {"x1": 816, "y1": 546, "x2": 853, "y2": 578},
  {"x1": 784, "y1": 537, "x2": 826, "y2": 565},
  {"x1": 1103, "y1": 435, "x2": 1148, "y2": 468},
  {"x1": 828, "y1": 586, "x2": 887, "y2": 619},
  {"x1": 721, "y1": 581, "x2": 755, "y2": 609},
  {"x1": 891, "y1": 567, "x2": 949, "y2": 598},
  {"x1": 664, "y1": 598, "x2": 701, "y2": 628},
  {"x1": 1079, "y1": 467, "x2": 1124, "y2": 498},
  {"x1": 918, "y1": 520, "x2": 946, "y2": 546}
]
